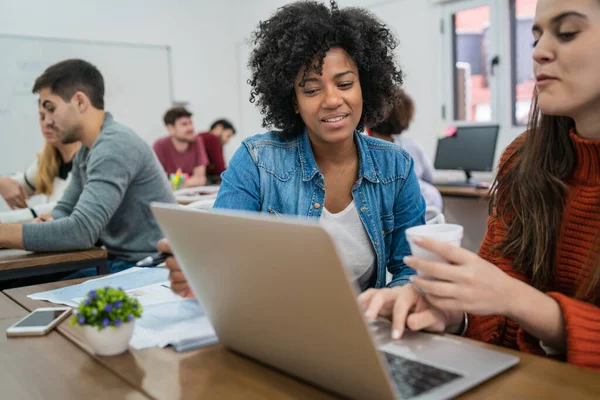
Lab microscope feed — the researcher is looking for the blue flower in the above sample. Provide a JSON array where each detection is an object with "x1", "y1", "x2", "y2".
[
  {"x1": 78, "y1": 316, "x2": 86, "y2": 325},
  {"x1": 102, "y1": 318, "x2": 110, "y2": 327},
  {"x1": 91, "y1": 309, "x2": 98, "y2": 316},
  {"x1": 89, "y1": 290, "x2": 97, "y2": 299},
  {"x1": 114, "y1": 301, "x2": 122, "y2": 309},
  {"x1": 133, "y1": 303, "x2": 139, "y2": 310},
  {"x1": 126, "y1": 314, "x2": 134, "y2": 322},
  {"x1": 104, "y1": 304, "x2": 112, "y2": 313},
  {"x1": 114, "y1": 319, "x2": 122, "y2": 327},
  {"x1": 74, "y1": 310, "x2": 79, "y2": 316},
  {"x1": 84, "y1": 298, "x2": 91, "y2": 306}
]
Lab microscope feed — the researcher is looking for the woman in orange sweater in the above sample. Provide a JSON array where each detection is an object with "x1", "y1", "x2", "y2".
[{"x1": 359, "y1": 0, "x2": 600, "y2": 372}]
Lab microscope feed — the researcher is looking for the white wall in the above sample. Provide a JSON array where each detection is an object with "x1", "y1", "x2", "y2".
[
  {"x1": 0, "y1": 0, "x2": 240, "y2": 141},
  {"x1": 0, "y1": 0, "x2": 519, "y2": 181}
]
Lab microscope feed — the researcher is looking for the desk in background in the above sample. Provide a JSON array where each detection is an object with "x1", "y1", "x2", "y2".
[
  {"x1": 0, "y1": 291, "x2": 147, "y2": 399},
  {"x1": 175, "y1": 185, "x2": 219, "y2": 206},
  {"x1": 0, "y1": 248, "x2": 108, "y2": 283},
  {"x1": 435, "y1": 184, "x2": 490, "y2": 253},
  {"x1": 436, "y1": 186, "x2": 490, "y2": 199},
  {"x1": 3, "y1": 278, "x2": 600, "y2": 399}
]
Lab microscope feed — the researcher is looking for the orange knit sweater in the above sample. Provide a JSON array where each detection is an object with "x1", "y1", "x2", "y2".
[{"x1": 467, "y1": 130, "x2": 600, "y2": 372}]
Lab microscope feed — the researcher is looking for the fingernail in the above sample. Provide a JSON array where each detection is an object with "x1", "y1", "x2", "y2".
[
  {"x1": 403, "y1": 256, "x2": 413, "y2": 264},
  {"x1": 409, "y1": 275, "x2": 416, "y2": 282},
  {"x1": 413, "y1": 236, "x2": 423, "y2": 244},
  {"x1": 392, "y1": 329, "x2": 400, "y2": 340}
]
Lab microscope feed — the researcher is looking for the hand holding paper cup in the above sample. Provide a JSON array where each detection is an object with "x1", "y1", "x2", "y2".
[{"x1": 405, "y1": 224, "x2": 464, "y2": 276}]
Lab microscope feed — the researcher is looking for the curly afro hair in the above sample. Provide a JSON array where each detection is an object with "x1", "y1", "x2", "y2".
[{"x1": 248, "y1": 0, "x2": 403, "y2": 137}]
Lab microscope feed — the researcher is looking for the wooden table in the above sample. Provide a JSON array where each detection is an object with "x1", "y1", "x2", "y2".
[
  {"x1": 0, "y1": 291, "x2": 147, "y2": 399},
  {"x1": 4, "y1": 279, "x2": 336, "y2": 400},
  {"x1": 434, "y1": 185, "x2": 490, "y2": 199},
  {"x1": 4, "y1": 279, "x2": 600, "y2": 399},
  {"x1": 0, "y1": 248, "x2": 108, "y2": 282}
]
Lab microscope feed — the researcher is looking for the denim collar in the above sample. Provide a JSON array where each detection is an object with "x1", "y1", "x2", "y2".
[{"x1": 298, "y1": 129, "x2": 379, "y2": 184}]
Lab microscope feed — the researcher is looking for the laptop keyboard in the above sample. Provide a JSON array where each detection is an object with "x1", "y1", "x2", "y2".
[{"x1": 382, "y1": 352, "x2": 463, "y2": 399}]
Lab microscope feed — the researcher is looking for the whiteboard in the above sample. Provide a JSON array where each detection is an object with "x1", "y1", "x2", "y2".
[{"x1": 0, "y1": 34, "x2": 173, "y2": 175}]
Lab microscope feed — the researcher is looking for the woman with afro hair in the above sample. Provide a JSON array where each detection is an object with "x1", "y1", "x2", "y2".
[{"x1": 160, "y1": 0, "x2": 426, "y2": 296}]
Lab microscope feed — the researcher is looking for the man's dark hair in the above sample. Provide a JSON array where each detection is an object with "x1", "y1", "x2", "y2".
[
  {"x1": 163, "y1": 107, "x2": 193, "y2": 126},
  {"x1": 248, "y1": 0, "x2": 403, "y2": 137},
  {"x1": 370, "y1": 88, "x2": 415, "y2": 136},
  {"x1": 32, "y1": 59, "x2": 105, "y2": 109},
  {"x1": 210, "y1": 119, "x2": 236, "y2": 134}
]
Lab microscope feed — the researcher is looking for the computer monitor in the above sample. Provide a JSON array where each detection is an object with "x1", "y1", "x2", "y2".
[{"x1": 434, "y1": 125, "x2": 499, "y2": 185}]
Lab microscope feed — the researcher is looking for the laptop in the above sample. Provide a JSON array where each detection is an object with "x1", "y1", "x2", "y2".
[{"x1": 151, "y1": 203, "x2": 519, "y2": 400}]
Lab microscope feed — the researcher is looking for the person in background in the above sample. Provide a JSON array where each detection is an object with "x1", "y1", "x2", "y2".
[
  {"x1": 359, "y1": 0, "x2": 600, "y2": 372},
  {"x1": 368, "y1": 88, "x2": 443, "y2": 211},
  {"x1": 160, "y1": 0, "x2": 426, "y2": 298},
  {"x1": 198, "y1": 119, "x2": 236, "y2": 183},
  {"x1": 153, "y1": 107, "x2": 209, "y2": 188},
  {"x1": 0, "y1": 108, "x2": 80, "y2": 223},
  {"x1": 0, "y1": 59, "x2": 175, "y2": 275}
]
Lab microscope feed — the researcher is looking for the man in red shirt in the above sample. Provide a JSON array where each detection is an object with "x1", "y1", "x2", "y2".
[
  {"x1": 198, "y1": 119, "x2": 236, "y2": 183},
  {"x1": 153, "y1": 107, "x2": 208, "y2": 188}
]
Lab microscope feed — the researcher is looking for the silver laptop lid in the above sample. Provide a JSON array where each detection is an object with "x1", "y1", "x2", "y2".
[{"x1": 151, "y1": 203, "x2": 397, "y2": 399}]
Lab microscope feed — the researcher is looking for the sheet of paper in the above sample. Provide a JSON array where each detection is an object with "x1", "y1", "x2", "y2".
[
  {"x1": 28, "y1": 267, "x2": 169, "y2": 307},
  {"x1": 71, "y1": 282, "x2": 181, "y2": 307}
]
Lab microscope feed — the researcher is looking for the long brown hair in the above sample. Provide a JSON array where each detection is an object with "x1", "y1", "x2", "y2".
[
  {"x1": 36, "y1": 143, "x2": 61, "y2": 196},
  {"x1": 492, "y1": 92, "x2": 600, "y2": 306}
]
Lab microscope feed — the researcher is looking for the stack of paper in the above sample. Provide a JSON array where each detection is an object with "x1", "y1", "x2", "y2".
[
  {"x1": 28, "y1": 267, "x2": 218, "y2": 351},
  {"x1": 131, "y1": 299, "x2": 217, "y2": 350}
]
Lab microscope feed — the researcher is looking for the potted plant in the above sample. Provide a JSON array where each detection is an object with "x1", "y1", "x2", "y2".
[{"x1": 72, "y1": 287, "x2": 143, "y2": 356}]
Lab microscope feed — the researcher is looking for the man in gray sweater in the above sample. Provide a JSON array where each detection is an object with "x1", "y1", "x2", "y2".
[{"x1": 0, "y1": 59, "x2": 175, "y2": 274}]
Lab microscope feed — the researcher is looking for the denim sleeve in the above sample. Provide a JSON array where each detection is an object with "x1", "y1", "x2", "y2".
[
  {"x1": 213, "y1": 143, "x2": 261, "y2": 211},
  {"x1": 387, "y1": 157, "x2": 426, "y2": 287}
]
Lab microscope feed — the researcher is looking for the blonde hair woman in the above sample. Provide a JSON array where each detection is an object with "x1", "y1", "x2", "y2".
[{"x1": 0, "y1": 107, "x2": 80, "y2": 223}]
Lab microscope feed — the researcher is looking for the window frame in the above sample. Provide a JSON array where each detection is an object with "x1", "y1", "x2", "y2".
[{"x1": 439, "y1": 0, "x2": 530, "y2": 129}]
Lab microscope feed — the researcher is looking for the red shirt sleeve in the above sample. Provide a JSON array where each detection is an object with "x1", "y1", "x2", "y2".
[
  {"x1": 540, "y1": 293, "x2": 600, "y2": 371},
  {"x1": 201, "y1": 134, "x2": 226, "y2": 176}
]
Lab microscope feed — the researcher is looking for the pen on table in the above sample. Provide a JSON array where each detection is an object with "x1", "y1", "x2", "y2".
[{"x1": 136, "y1": 253, "x2": 168, "y2": 267}]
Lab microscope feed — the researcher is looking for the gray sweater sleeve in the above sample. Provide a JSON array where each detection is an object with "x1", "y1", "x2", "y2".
[{"x1": 23, "y1": 139, "x2": 141, "y2": 251}]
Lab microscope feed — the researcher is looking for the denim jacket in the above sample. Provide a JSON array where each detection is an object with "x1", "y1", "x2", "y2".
[{"x1": 213, "y1": 130, "x2": 426, "y2": 289}]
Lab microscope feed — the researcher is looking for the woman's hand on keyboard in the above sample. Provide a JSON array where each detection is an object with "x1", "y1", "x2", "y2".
[{"x1": 358, "y1": 284, "x2": 463, "y2": 339}]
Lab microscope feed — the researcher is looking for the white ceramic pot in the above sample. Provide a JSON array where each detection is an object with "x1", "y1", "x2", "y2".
[{"x1": 83, "y1": 321, "x2": 135, "y2": 356}]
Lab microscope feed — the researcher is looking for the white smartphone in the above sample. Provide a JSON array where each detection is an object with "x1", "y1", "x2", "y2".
[{"x1": 6, "y1": 307, "x2": 71, "y2": 337}]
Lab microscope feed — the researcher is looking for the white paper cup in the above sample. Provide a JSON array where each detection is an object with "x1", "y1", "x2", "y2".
[{"x1": 405, "y1": 224, "x2": 463, "y2": 263}]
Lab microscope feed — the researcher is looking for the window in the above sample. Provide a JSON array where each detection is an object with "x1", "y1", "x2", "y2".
[
  {"x1": 441, "y1": 0, "x2": 500, "y2": 124},
  {"x1": 452, "y1": 6, "x2": 492, "y2": 122},
  {"x1": 511, "y1": 0, "x2": 537, "y2": 125},
  {"x1": 441, "y1": 0, "x2": 538, "y2": 130}
]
